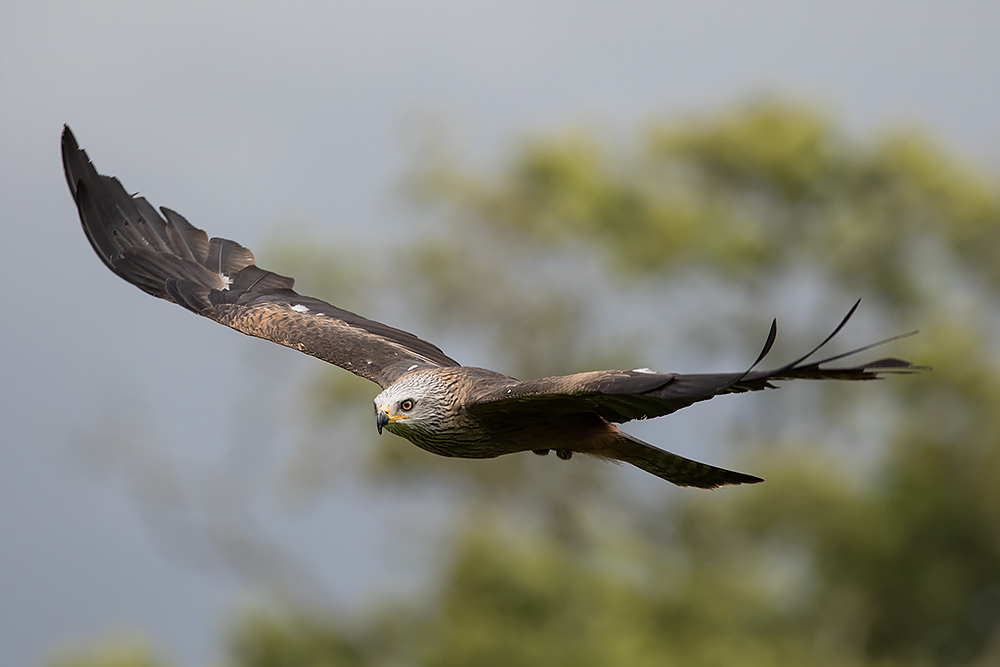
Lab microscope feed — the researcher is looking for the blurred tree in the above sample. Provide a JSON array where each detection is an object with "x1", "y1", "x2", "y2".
[
  {"x1": 46, "y1": 636, "x2": 167, "y2": 667},
  {"x1": 54, "y1": 99, "x2": 1000, "y2": 666}
]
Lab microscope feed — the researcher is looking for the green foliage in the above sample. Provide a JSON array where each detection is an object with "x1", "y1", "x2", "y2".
[
  {"x1": 225, "y1": 609, "x2": 373, "y2": 667},
  {"x1": 653, "y1": 101, "x2": 839, "y2": 201},
  {"x1": 46, "y1": 636, "x2": 167, "y2": 667},
  {"x1": 422, "y1": 99, "x2": 1000, "y2": 302}
]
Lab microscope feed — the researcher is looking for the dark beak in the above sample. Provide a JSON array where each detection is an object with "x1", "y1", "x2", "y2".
[{"x1": 376, "y1": 409, "x2": 390, "y2": 435}]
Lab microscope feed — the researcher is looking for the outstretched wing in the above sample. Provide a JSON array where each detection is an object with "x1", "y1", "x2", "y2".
[
  {"x1": 63, "y1": 126, "x2": 460, "y2": 388},
  {"x1": 467, "y1": 301, "x2": 926, "y2": 423}
]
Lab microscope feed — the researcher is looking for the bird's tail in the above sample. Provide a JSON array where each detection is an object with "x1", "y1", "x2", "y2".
[{"x1": 601, "y1": 431, "x2": 762, "y2": 489}]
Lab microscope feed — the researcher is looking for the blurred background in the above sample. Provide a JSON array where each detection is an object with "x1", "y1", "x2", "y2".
[{"x1": 3, "y1": 2, "x2": 1000, "y2": 666}]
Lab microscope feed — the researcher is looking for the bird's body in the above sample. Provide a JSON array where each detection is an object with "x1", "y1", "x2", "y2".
[
  {"x1": 375, "y1": 365, "x2": 612, "y2": 458},
  {"x1": 62, "y1": 126, "x2": 925, "y2": 489}
]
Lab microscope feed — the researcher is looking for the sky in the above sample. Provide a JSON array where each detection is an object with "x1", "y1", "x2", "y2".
[{"x1": 2, "y1": 1, "x2": 1000, "y2": 665}]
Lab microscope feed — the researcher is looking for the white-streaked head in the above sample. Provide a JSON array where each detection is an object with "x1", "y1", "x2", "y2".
[{"x1": 374, "y1": 371, "x2": 452, "y2": 437}]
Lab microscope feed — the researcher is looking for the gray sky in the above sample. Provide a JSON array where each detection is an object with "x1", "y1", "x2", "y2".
[{"x1": 2, "y1": 2, "x2": 999, "y2": 665}]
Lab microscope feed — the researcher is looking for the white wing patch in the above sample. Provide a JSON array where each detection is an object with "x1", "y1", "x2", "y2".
[
  {"x1": 291, "y1": 304, "x2": 310, "y2": 313},
  {"x1": 633, "y1": 367, "x2": 656, "y2": 374},
  {"x1": 218, "y1": 273, "x2": 233, "y2": 290},
  {"x1": 407, "y1": 364, "x2": 419, "y2": 371}
]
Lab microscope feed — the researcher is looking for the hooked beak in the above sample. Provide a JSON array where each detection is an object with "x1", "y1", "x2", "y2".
[
  {"x1": 376, "y1": 406, "x2": 390, "y2": 435},
  {"x1": 376, "y1": 404, "x2": 408, "y2": 434}
]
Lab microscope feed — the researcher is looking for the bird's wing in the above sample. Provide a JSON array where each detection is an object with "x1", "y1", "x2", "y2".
[
  {"x1": 466, "y1": 301, "x2": 927, "y2": 424},
  {"x1": 63, "y1": 126, "x2": 460, "y2": 388}
]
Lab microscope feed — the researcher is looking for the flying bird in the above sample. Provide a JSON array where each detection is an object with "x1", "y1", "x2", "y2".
[{"x1": 62, "y1": 126, "x2": 924, "y2": 489}]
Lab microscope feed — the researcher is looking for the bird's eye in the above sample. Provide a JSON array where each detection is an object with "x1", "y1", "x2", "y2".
[{"x1": 400, "y1": 399, "x2": 414, "y2": 411}]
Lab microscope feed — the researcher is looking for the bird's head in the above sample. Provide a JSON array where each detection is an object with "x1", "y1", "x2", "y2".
[{"x1": 373, "y1": 372, "x2": 450, "y2": 437}]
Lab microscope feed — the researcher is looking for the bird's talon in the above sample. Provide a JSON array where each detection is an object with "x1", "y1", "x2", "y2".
[
  {"x1": 532, "y1": 449, "x2": 550, "y2": 456},
  {"x1": 555, "y1": 449, "x2": 572, "y2": 460}
]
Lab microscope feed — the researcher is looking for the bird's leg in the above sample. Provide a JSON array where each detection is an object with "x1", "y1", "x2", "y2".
[
  {"x1": 532, "y1": 449, "x2": 550, "y2": 456},
  {"x1": 555, "y1": 449, "x2": 573, "y2": 460}
]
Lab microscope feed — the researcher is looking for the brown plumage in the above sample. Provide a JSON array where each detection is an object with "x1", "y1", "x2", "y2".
[{"x1": 63, "y1": 126, "x2": 926, "y2": 489}]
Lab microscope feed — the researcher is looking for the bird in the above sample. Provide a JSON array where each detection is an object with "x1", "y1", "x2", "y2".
[{"x1": 62, "y1": 126, "x2": 925, "y2": 489}]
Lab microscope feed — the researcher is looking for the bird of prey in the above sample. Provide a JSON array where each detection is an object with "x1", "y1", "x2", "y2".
[{"x1": 62, "y1": 126, "x2": 924, "y2": 489}]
